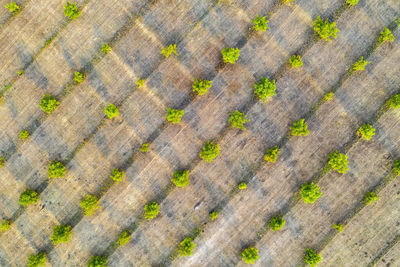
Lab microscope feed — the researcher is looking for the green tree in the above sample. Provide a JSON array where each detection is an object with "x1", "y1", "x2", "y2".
[
  {"x1": 27, "y1": 252, "x2": 46, "y2": 267},
  {"x1": 178, "y1": 237, "x2": 196, "y2": 257},
  {"x1": 140, "y1": 143, "x2": 149, "y2": 152},
  {"x1": 80, "y1": 195, "x2": 100, "y2": 216},
  {"x1": 19, "y1": 189, "x2": 39, "y2": 206},
  {"x1": 378, "y1": 27, "x2": 395, "y2": 45},
  {"x1": 349, "y1": 56, "x2": 370, "y2": 73},
  {"x1": 39, "y1": 94, "x2": 59, "y2": 114},
  {"x1": 393, "y1": 159, "x2": 400, "y2": 175},
  {"x1": 171, "y1": 170, "x2": 190, "y2": 187},
  {"x1": 254, "y1": 77, "x2": 276, "y2": 102},
  {"x1": 386, "y1": 94, "x2": 400, "y2": 109},
  {"x1": 64, "y1": 2, "x2": 80, "y2": 19},
  {"x1": 304, "y1": 248, "x2": 322, "y2": 266},
  {"x1": 238, "y1": 182, "x2": 247, "y2": 190},
  {"x1": 313, "y1": 16, "x2": 339, "y2": 41},
  {"x1": 290, "y1": 119, "x2": 309, "y2": 136},
  {"x1": 358, "y1": 124, "x2": 375, "y2": 140},
  {"x1": 74, "y1": 71, "x2": 84, "y2": 83},
  {"x1": 87, "y1": 255, "x2": 107, "y2": 267},
  {"x1": 199, "y1": 140, "x2": 220, "y2": 162},
  {"x1": 241, "y1": 247, "x2": 259, "y2": 264},
  {"x1": 101, "y1": 43, "x2": 111, "y2": 54},
  {"x1": 5, "y1": 1, "x2": 19, "y2": 13},
  {"x1": 328, "y1": 150, "x2": 349, "y2": 174},
  {"x1": 289, "y1": 55, "x2": 303, "y2": 68},
  {"x1": 136, "y1": 79, "x2": 145, "y2": 87},
  {"x1": 209, "y1": 211, "x2": 219, "y2": 221},
  {"x1": 252, "y1": 15, "x2": 269, "y2": 31},
  {"x1": 332, "y1": 223, "x2": 343, "y2": 232},
  {"x1": 192, "y1": 78, "x2": 212, "y2": 95},
  {"x1": 229, "y1": 110, "x2": 250, "y2": 130},
  {"x1": 161, "y1": 44, "x2": 178, "y2": 58},
  {"x1": 364, "y1": 192, "x2": 379, "y2": 205},
  {"x1": 221, "y1": 48, "x2": 240, "y2": 64},
  {"x1": 116, "y1": 230, "x2": 131, "y2": 246},
  {"x1": 301, "y1": 182, "x2": 322, "y2": 204},
  {"x1": 19, "y1": 129, "x2": 30, "y2": 140},
  {"x1": 104, "y1": 103, "x2": 119, "y2": 119},
  {"x1": 51, "y1": 225, "x2": 72, "y2": 244},
  {"x1": 0, "y1": 220, "x2": 11, "y2": 232},
  {"x1": 166, "y1": 108, "x2": 184, "y2": 124},
  {"x1": 48, "y1": 161, "x2": 66, "y2": 179},
  {"x1": 110, "y1": 169, "x2": 124, "y2": 184},
  {"x1": 264, "y1": 146, "x2": 280, "y2": 162},
  {"x1": 144, "y1": 202, "x2": 159, "y2": 220},
  {"x1": 269, "y1": 216, "x2": 285, "y2": 231},
  {"x1": 0, "y1": 157, "x2": 4, "y2": 168},
  {"x1": 346, "y1": 0, "x2": 359, "y2": 6}
]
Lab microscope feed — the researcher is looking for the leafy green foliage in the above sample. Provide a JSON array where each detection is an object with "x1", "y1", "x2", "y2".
[
  {"x1": 350, "y1": 56, "x2": 370, "y2": 72},
  {"x1": 5, "y1": 1, "x2": 19, "y2": 13},
  {"x1": 161, "y1": 44, "x2": 178, "y2": 58},
  {"x1": 116, "y1": 230, "x2": 131, "y2": 246},
  {"x1": 178, "y1": 237, "x2": 196, "y2": 257},
  {"x1": 140, "y1": 143, "x2": 149, "y2": 152},
  {"x1": 144, "y1": 202, "x2": 159, "y2": 220},
  {"x1": 264, "y1": 145, "x2": 280, "y2": 162},
  {"x1": 64, "y1": 2, "x2": 80, "y2": 20},
  {"x1": 241, "y1": 247, "x2": 259, "y2": 264},
  {"x1": 221, "y1": 48, "x2": 240, "y2": 64},
  {"x1": 51, "y1": 225, "x2": 72, "y2": 244},
  {"x1": 48, "y1": 161, "x2": 66, "y2": 179},
  {"x1": 27, "y1": 252, "x2": 46, "y2": 267},
  {"x1": 290, "y1": 119, "x2": 310, "y2": 136},
  {"x1": 238, "y1": 182, "x2": 247, "y2": 190},
  {"x1": 332, "y1": 224, "x2": 343, "y2": 232},
  {"x1": 328, "y1": 150, "x2": 349, "y2": 174},
  {"x1": 0, "y1": 220, "x2": 11, "y2": 232},
  {"x1": 229, "y1": 110, "x2": 250, "y2": 130},
  {"x1": 346, "y1": 0, "x2": 359, "y2": 6},
  {"x1": 74, "y1": 71, "x2": 84, "y2": 83},
  {"x1": 364, "y1": 192, "x2": 379, "y2": 205},
  {"x1": 87, "y1": 255, "x2": 107, "y2": 267},
  {"x1": 19, "y1": 189, "x2": 39, "y2": 206},
  {"x1": 104, "y1": 103, "x2": 119, "y2": 119},
  {"x1": 254, "y1": 77, "x2": 277, "y2": 102},
  {"x1": 101, "y1": 43, "x2": 111, "y2": 54},
  {"x1": 80, "y1": 195, "x2": 100, "y2": 216},
  {"x1": 386, "y1": 94, "x2": 400, "y2": 109},
  {"x1": 313, "y1": 16, "x2": 339, "y2": 41},
  {"x1": 209, "y1": 211, "x2": 219, "y2": 221},
  {"x1": 289, "y1": 55, "x2": 303, "y2": 68},
  {"x1": 0, "y1": 157, "x2": 4, "y2": 168},
  {"x1": 39, "y1": 94, "x2": 59, "y2": 114},
  {"x1": 17, "y1": 70, "x2": 24, "y2": 75},
  {"x1": 171, "y1": 170, "x2": 190, "y2": 187},
  {"x1": 323, "y1": 92, "x2": 334, "y2": 101},
  {"x1": 192, "y1": 78, "x2": 212, "y2": 95},
  {"x1": 166, "y1": 108, "x2": 184, "y2": 124},
  {"x1": 304, "y1": 248, "x2": 322, "y2": 266},
  {"x1": 136, "y1": 79, "x2": 145, "y2": 87},
  {"x1": 269, "y1": 216, "x2": 285, "y2": 231},
  {"x1": 110, "y1": 169, "x2": 124, "y2": 184},
  {"x1": 19, "y1": 129, "x2": 30, "y2": 140},
  {"x1": 199, "y1": 141, "x2": 220, "y2": 162},
  {"x1": 393, "y1": 159, "x2": 400, "y2": 175},
  {"x1": 378, "y1": 27, "x2": 395, "y2": 45},
  {"x1": 358, "y1": 124, "x2": 375, "y2": 140},
  {"x1": 252, "y1": 15, "x2": 269, "y2": 31},
  {"x1": 301, "y1": 182, "x2": 322, "y2": 204}
]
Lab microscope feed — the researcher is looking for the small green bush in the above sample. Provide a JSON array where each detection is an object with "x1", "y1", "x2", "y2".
[
  {"x1": 19, "y1": 189, "x2": 39, "y2": 206},
  {"x1": 269, "y1": 216, "x2": 285, "y2": 231},
  {"x1": 161, "y1": 44, "x2": 178, "y2": 58},
  {"x1": 290, "y1": 119, "x2": 309, "y2": 136},
  {"x1": 80, "y1": 195, "x2": 100, "y2": 216},
  {"x1": 101, "y1": 43, "x2": 111, "y2": 54},
  {"x1": 51, "y1": 225, "x2": 72, "y2": 244},
  {"x1": 171, "y1": 170, "x2": 190, "y2": 187},
  {"x1": 110, "y1": 169, "x2": 124, "y2": 184},
  {"x1": 332, "y1": 224, "x2": 343, "y2": 232},
  {"x1": 140, "y1": 143, "x2": 149, "y2": 152},
  {"x1": 386, "y1": 94, "x2": 400, "y2": 109},
  {"x1": 358, "y1": 124, "x2": 375, "y2": 140},
  {"x1": 48, "y1": 161, "x2": 66, "y2": 179},
  {"x1": 350, "y1": 57, "x2": 370, "y2": 72},
  {"x1": 364, "y1": 192, "x2": 379, "y2": 205},
  {"x1": 252, "y1": 15, "x2": 269, "y2": 31},
  {"x1": 328, "y1": 150, "x2": 349, "y2": 174},
  {"x1": 27, "y1": 252, "x2": 46, "y2": 267},
  {"x1": 178, "y1": 237, "x2": 196, "y2": 257},
  {"x1": 5, "y1": 1, "x2": 19, "y2": 13},
  {"x1": 19, "y1": 129, "x2": 30, "y2": 140},
  {"x1": 17, "y1": 70, "x2": 24, "y2": 75},
  {"x1": 393, "y1": 159, "x2": 400, "y2": 175},
  {"x1": 64, "y1": 2, "x2": 80, "y2": 20},
  {"x1": 254, "y1": 77, "x2": 276, "y2": 102},
  {"x1": 116, "y1": 230, "x2": 131, "y2": 246},
  {"x1": 0, "y1": 220, "x2": 11, "y2": 232},
  {"x1": 192, "y1": 78, "x2": 212, "y2": 96},
  {"x1": 104, "y1": 103, "x2": 119, "y2": 119},
  {"x1": 313, "y1": 16, "x2": 339, "y2": 41},
  {"x1": 301, "y1": 182, "x2": 322, "y2": 204},
  {"x1": 378, "y1": 27, "x2": 395, "y2": 45},
  {"x1": 199, "y1": 140, "x2": 220, "y2": 162},
  {"x1": 166, "y1": 108, "x2": 184, "y2": 124},
  {"x1": 238, "y1": 182, "x2": 247, "y2": 190},
  {"x1": 87, "y1": 255, "x2": 107, "y2": 267},
  {"x1": 144, "y1": 202, "x2": 159, "y2": 220},
  {"x1": 396, "y1": 17, "x2": 400, "y2": 27},
  {"x1": 0, "y1": 157, "x2": 4, "y2": 168},
  {"x1": 136, "y1": 79, "x2": 145, "y2": 87},
  {"x1": 209, "y1": 211, "x2": 219, "y2": 221},
  {"x1": 322, "y1": 92, "x2": 334, "y2": 102},
  {"x1": 39, "y1": 94, "x2": 59, "y2": 114},
  {"x1": 304, "y1": 248, "x2": 322, "y2": 266},
  {"x1": 229, "y1": 110, "x2": 250, "y2": 130},
  {"x1": 74, "y1": 71, "x2": 84, "y2": 83},
  {"x1": 289, "y1": 55, "x2": 303, "y2": 68},
  {"x1": 221, "y1": 48, "x2": 240, "y2": 64},
  {"x1": 264, "y1": 145, "x2": 280, "y2": 162},
  {"x1": 241, "y1": 247, "x2": 259, "y2": 264},
  {"x1": 346, "y1": 0, "x2": 359, "y2": 6}
]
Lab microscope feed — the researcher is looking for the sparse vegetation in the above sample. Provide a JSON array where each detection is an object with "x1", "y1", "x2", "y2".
[
  {"x1": 264, "y1": 145, "x2": 280, "y2": 162},
  {"x1": 19, "y1": 129, "x2": 30, "y2": 140},
  {"x1": 104, "y1": 103, "x2": 119, "y2": 119},
  {"x1": 166, "y1": 108, "x2": 184, "y2": 124},
  {"x1": 386, "y1": 94, "x2": 400, "y2": 109},
  {"x1": 51, "y1": 225, "x2": 72, "y2": 244},
  {"x1": 101, "y1": 43, "x2": 111, "y2": 54},
  {"x1": 209, "y1": 211, "x2": 219, "y2": 221},
  {"x1": 289, "y1": 55, "x2": 303, "y2": 68},
  {"x1": 290, "y1": 119, "x2": 310, "y2": 136},
  {"x1": 393, "y1": 159, "x2": 400, "y2": 175},
  {"x1": 221, "y1": 48, "x2": 240, "y2": 64},
  {"x1": 346, "y1": 0, "x2": 359, "y2": 6},
  {"x1": 116, "y1": 230, "x2": 131, "y2": 246},
  {"x1": 301, "y1": 182, "x2": 322, "y2": 204},
  {"x1": 254, "y1": 77, "x2": 277, "y2": 102},
  {"x1": 332, "y1": 224, "x2": 343, "y2": 232},
  {"x1": 171, "y1": 170, "x2": 190, "y2": 187},
  {"x1": 178, "y1": 237, "x2": 196, "y2": 257},
  {"x1": 27, "y1": 252, "x2": 46, "y2": 267},
  {"x1": 39, "y1": 94, "x2": 59, "y2": 114},
  {"x1": 0, "y1": 220, "x2": 11, "y2": 232},
  {"x1": 313, "y1": 16, "x2": 339, "y2": 41},
  {"x1": 192, "y1": 78, "x2": 212, "y2": 95},
  {"x1": 378, "y1": 27, "x2": 395, "y2": 45},
  {"x1": 350, "y1": 57, "x2": 370, "y2": 72},
  {"x1": 252, "y1": 15, "x2": 269, "y2": 32},
  {"x1": 364, "y1": 192, "x2": 379, "y2": 205},
  {"x1": 80, "y1": 195, "x2": 100, "y2": 216},
  {"x1": 241, "y1": 247, "x2": 260, "y2": 264},
  {"x1": 161, "y1": 44, "x2": 178, "y2": 58},
  {"x1": 64, "y1": 2, "x2": 80, "y2": 20},
  {"x1": 47, "y1": 161, "x2": 66, "y2": 179},
  {"x1": 229, "y1": 110, "x2": 250, "y2": 130},
  {"x1": 110, "y1": 169, "x2": 124, "y2": 184},
  {"x1": 74, "y1": 71, "x2": 84, "y2": 83},
  {"x1": 199, "y1": 140, "x2": 220, "y2": 162},
  {"x1": 140, "y1": 143, "x2": 149, "y2": 152},
  {"x1": 269, "y1": 216, "x2": 286, "y2": 231},
  {"x1": 5, "y1": 1, "x2": 19, "y2": 13},
  {"x1": 358, "y1": 124, "x2": 375, "y2": 140},
  {"x1": 304, "y1": 248, "x2": 322, "y2": 266},
  {"x1": 19, "y1": 189, "x2": 39, "y2": 206},
  {"x1": 0, "y1": 157, "x2": 4, "y2": 168},
  {"x1": 87, "y1": 255, "x2": 107, "y2": 267},
  {"x1": 238, "y1": 182, "x2": 247, "y2": 190},
  {"x1": 144, "y1": 202, "x2": 159, "y2": 220},
  {"x1": 328, "y1": 150, "x2": 349, "y2": 174}
]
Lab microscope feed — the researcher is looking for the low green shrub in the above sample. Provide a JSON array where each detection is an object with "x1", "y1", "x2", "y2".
[
  {"x1": 241, "y1": 247, "x2": 259, "y2": 264},
  {"x1": 229, "y1": 110, "x2": 250, "y2": 130},
  {"x1": 74, "y1": 71, "x2": 84, "y2": 83},
  {"x1": 80, "y1": 195, "x2": 100, "y2": 216},
  {"x1": 104, "y1": 103, "x2": 119, "y2": 119},
  {"x1": 171, "y1": 170, "x2": 190, "y2": 187},
  {"x1": 332, "y1": 224, "x2": 343, "y2": 232},
  {"x1": 140, "y1": 143, "x2": 149, "y2": 152},
  {"x1": 396, "y1": 17, "x2": 400, "y2": 26},
  {"x1": 39, "y1": 94, "x2": 59, "y2": 114},
  {"x1": 64, "y1": 2, "x2": 80, "y2": 19},
  {"x1": 364, "y1": 192, "x2": 379, "y2": 205},
  {"x1": 199, "y1": 140, "x2": 220, "y2": 162},
  {"x1": 254, "y1": 77, "x2": 276, "y2": 102},
  {"x1": 221, "y1": 48, "x2": 240, "y2": 64},
  {"x1": 304, "y1": 248, "x2": 322, "y2": 266},
  {"x1": 349, "y1": 56, "x2": 370, "y2": 72},
  {"x1": 110, "y1": 169, "x2": 124, "y2": 184},
  {"x1": 19, "y1": 189, "x2": 39, "y2": 206},
  {"x1": 192, "y1": 78, "x2": 212, "y2": 96},
  {"x1": 178, "y1": 237, "x2": 196, "y2": 257},
  {"x1": 301, "y1": 182, "x2": 322, "y2": 204},
  {"x1": 87, "y1": 255, "x2": 107, "y2": 267},
  {"x1": 386, "y1": 94, "x2": 400, "y2": 109},
  {"x1": 0, "y1": 157, "x2": 4, "y2": 168},
  {"x1": 328, "y1": 150, "x2": 349, "y2": 174},
  {"x1": 27, "y1": 252, "x2": 46, "y2": 267},
  {"x1": 161, "y1": 44, "x2": 178, "y2": 58},
  {"x1": 116, "y1": 230, "x2": 131, "y2": 246},
  {"x1": 393, "y1": 159, "x2": 400, "y2": 175},
  {"x1": 289, "y1": 55, "x2": 303, "y2": 68},
  {"x1": 238, "y1": 182, "x2": 247, "y2": 190},
  {"x1": 290, "y1": 119, "x2": 309, "y2": 136},
  {"x1": 136, "y1": 79, "x2": 145, "y2": 87},
  {"x1": 264, "y1": 145, "x2": 280, "y2": 162},
  {"x1": 18, "y1": 70, "x2": 24, "y2": 75},
  {"x1": 313, "y1": 16, "x2": 339, "y2": 41},
  {"x1": 51, "y1": 225, "x2": 72, "y2": 244},
  {"x1": 378, "y1": 27, "x2": 395, "y2": 45},
  {"x1": 269, "y1": 216, "x2": 285, "y2": 231},
  {"x1": 252, "y1": 15, "x2": 269, "y2": 32},
  {"x1": 144, "y1": 202, "x2": 159, "y2": 220},
  {"x1": 322, "y1": 92, "x2": 334, "y2": 102},
  {"x1": 0, "y1": 220, "x2": 11, "y2": 232},
  {"x1": 358, "y1": 124, "x2": 375, "y2": 140},
  {"x1": 209, "y1": 211, "x2": 219, "y2": 221},
  {"x1": 5, "y1": 1, "x2": 19, "y2": 13},
  {"x1": 346, "y1": 0, "x2": 359, "y2": 6},
  {"x1": 166, "y1": 108, "x2": 184, "y2": 124},
  {"x1": 101, "y1": 43, "x2": 111, "y2": 54},
  {"x1": 19, "y1": 129, "x2": 30, "y2": 140},
  {"x1": 48, "y1": 161, "x2": 66, "y2": 179}
]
